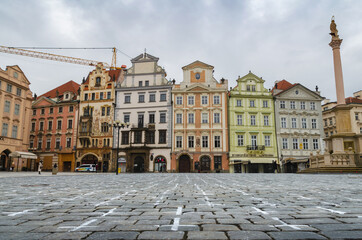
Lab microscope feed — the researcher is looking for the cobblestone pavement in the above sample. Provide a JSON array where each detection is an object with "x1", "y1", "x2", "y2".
[{"x1": 0, "y1": 173, "x2": 362, "y2": 239}]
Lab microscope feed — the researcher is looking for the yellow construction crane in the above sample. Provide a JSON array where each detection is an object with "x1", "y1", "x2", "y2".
[{"x1": 0, "y1": 46, "x2": 128, "y2": 69}]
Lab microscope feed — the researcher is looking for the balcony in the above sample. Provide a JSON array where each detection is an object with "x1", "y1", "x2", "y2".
[
  {"x1": 79, "y1": 132, "x2": 91, "y2": 137},
  {"x1": 247, "y1": 145, "x2": 265, "y2": 151}
]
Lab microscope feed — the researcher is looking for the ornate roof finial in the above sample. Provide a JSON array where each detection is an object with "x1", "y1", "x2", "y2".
[{"x1": 144, "y1": 48, "x2": 147, "y2": 58}]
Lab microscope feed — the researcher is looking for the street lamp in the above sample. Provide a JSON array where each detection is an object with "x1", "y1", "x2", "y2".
[{"x1": 112, "y1": 121, "x2": 129, "y2": 175}]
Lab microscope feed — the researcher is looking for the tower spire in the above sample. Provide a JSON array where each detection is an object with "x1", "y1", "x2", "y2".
[{"x1": 329, "y1": 17, "x2": 346, "y2": 105}]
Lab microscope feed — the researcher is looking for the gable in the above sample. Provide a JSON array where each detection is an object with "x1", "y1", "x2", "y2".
[
  {"x1": 278, "y1": 84, "x2": 324, "y2": 100},
  {"x1": 182, "y1": 60, "x2": 214, "y2": 70},
  {"x1": 186, "y1": 85, "x2": 210, "y2": 92},
  {"x1": 238, "y1": 72, "x2": 265, "y2": 84},
  {"x1": 32, "y1": 96, "x2": 56, "y2": 107}
]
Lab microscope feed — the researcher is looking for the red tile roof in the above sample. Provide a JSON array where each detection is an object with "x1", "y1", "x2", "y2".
[
  {"x1": 345, "y1": 97, "x2": 362, "y2": 104},
  {"x1": 39, "y1": 80, "x2": 80, "y2": 99},
  {"x1": 272, "y1": 80, "x2": 298, "y2": 95}
]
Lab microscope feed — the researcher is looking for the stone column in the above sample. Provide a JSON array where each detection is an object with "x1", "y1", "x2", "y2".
[{"x1": 329, "y1": 19, "x2": 346, "y2": 105}]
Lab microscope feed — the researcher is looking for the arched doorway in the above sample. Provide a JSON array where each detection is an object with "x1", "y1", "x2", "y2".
[
  {"x1": 134, "y1": 156, "x2": 144, "y2": 173},
  {"x1": 0, "y1": 149, "x2": 11, "y2": 171},
  {"x1": 179, "y1": 155, "x2": 191, "y2": 173},
  {"x1": 154, "y1": 155, "x2": 167, "y2": 172},
  {"x1": 200, "y1": 155, "x2": 211, "y2": 172},
  {"x1": 81, "y1": 154, "x2": 98, "y2": 165}
]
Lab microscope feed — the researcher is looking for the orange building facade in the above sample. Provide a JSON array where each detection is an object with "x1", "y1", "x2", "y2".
[{"x1": 171, "y1": 61, "x2": 229, "y2": 172}]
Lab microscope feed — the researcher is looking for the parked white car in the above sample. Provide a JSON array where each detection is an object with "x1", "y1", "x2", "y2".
[{"x1": 75, "y1": 164, "x2": 96, "y2": 172}]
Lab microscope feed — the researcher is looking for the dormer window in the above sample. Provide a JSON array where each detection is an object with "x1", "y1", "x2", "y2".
[
  {"x1": 95, "y1": 77, "x2": 101, "y2": 87},
  {"x1": 65, "y1": 93, "x2": 69, "y2": 99}
]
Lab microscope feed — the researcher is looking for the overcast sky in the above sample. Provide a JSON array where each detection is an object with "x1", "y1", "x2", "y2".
[{"x1": 1, "y1": 0, "x2": 361, "y2": 100}]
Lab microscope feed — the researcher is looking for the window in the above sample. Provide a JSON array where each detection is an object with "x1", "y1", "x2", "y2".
[
  {"x1": 360, "y1": 127, "x2": 362, "y2": 134},
  {"x1": 202, "y1": 113, "x2": 208, "y2": 124},
  {"x1": 149, "y1": 93, "x2": 156, "y2": 102},
  {"x1": 31, "y1": 122, "x2": 36, "y2": 132},
  {"x1": 264, "y1": 135, "x2": 270, "y2": 147},
  {"x1": 252, "y1": 85, "x2": 256, "y2": 92},
  {"x1": 138, "y1": 81, "x2": 143, "y2": 87},
  {"x1": 293, "y1": 138, "x2": 298, "y2": 149},
  {"x1": 14, "y1": 104, "x2": 20, "y2": 115},
  {"x1": 302, "y1": 118, "x2": 307, "y2": 129},
  {"x1": 48, "y1": 121, "x2": 53, "y2": 130},
  {"x1": 134, "y1": 131, "x2": 142, "y2": 143},
  {"x1": 313, "y1": 139, "x2": 319, "y2": 150},
  {"x1": 145, "y1": 80, "x2": 149, "y2": 86},
  {"x1": 2, "y1": 123, "x2": 8, "y2": 136},
  {"x1": 50, "y1": 108, "x2": 53, "y2": 114},
  {"x1": 146, "y1": 131, "x2": 155, "y2": 144},
  {"x1": 100, "y1": 92, "x2": 104, "y2": 100},
  {"x1": 213, "y1": 95, "x2": 220, "y2": 105},
  {"x1": 106, "y1": 107, "x2": 110, "y2": 116},
  {"x1": 188, "y1": 96, "x2": 194, "y2": 105},
  {"x1": 38, "y1": 138, "x2": 42, "y2": 149},
  {"x1": 11, "y1": 125, "x2": 17, "y2": 138},
  {"x1": 6, "y1": 83, "x2": 12, "y2": 93},
  {"x1": 84, "y1": 93, "x2": 88, "y2": 101},
  {"x1": 250, "y1": 100, "x2": 255, "y2": 107},
  {"x1": 329, "y1": 118, "x2": 333, "y2": 125},
  {"x1": 188, "y1": 136, "x2": 194, "y2": 148},
  {"x1": 281, "y1": 117, "x2": 287, "y2": 128},
  {"x1": 263, "y1": 100, "x2": 268, "y2": 108},
  {"x1": 202, "y1": 96, "x2": 208, "y2": 105},
  {"x1": 59, "y1": 107, "x2": 63, "y2": 113},
  {"x1": 139, "y1": 94, "x2": 145, "y2": 103},
  {"x1": 247, "y1": 85, "x2": 250, "y2": 91},
  {"x1": 107, "y1": 92, "x2": 111, "y2": 99},
  {"x1": 39, "y1": 122, "x2": 44, "y2": 131},
  {"x1": 290, "y1": 101, "x2": 296, "y2": 109},
  {"x1": 250, "y1": 115, "x2": 256, "y2": 126},
  {"x1": 124, "y1": 114, "x2": 130, "y2": 123},
  {"x1": 355, "y1": 113, "x2": 359, "y2": 120},
  {"x1": 57, "y1": 120, "x2": 62, "y2": 130},
  {"x1": 311, "y1": 119, "x2": 317, "y2": 129},
  {"x1": 125, "y1": 95, "x2": 131, "y2": 103},
  {"x1": 91, "y1": 93, "x2": 95, "y2": 100},
  {"x1": 202, "y1": 136, "x2": 208, "y2": 148},
  {"x1": 66, "y1": 138, "x2": 71, "y2": 148},
  {"x1": 214, "y1": 113, "x2": 220, "y2": 123},
  {"x1": 121, "y1": 131, "x2": 129, "y2": 144},
  {"x1": 69, "y1": 106, "x2": 74, "y2": 112},
  {"x1": 41, "y1": 108, "x2": 45, "y2": 115},
  {"x1": 176, "y1": 96, "x2": 182, "y2": 105},
  {"x1": 33, "y1": 109, "x2": 36, "y2": 115},
  {"x1": 13, "y1": 72, "x2": 18, "y2": 78},
  {"x1": 16, "y1": 88, "x2": 21, "y2": 97},
  {"x1": 95, "y1": 77, "x2": 101, "y2": 86},
  {"x1": 159, "y1": 130, "x2": 166, "y2": 144},
  {"x1": 160, "y1": 93, "x2": 167, "y2": 101},
  {"x1": 176, "y1": 113, "x2": 182, "y2": 124},
  {"x1": 280, "y1": 101, "x2": 285, "y2": 109},
  {"x1": 176, "y1": 136, "x2": 182, "y2": 148},
  {"x1": 291, "y1": 118, "x2": 297, "y2": 128},
  {"x1": 282, "y1": 138, "x2": 288, "y2": 149},
  {"x1": 4, "y1": 101, "x2": 10, "y2": 113},
  {"x1": 46, "y1": 139, "x2": 51, "y2": 149},
  {"x1": 237, "y1": 135, "x2": 244, "y2": 146},
  {"x1": 236, "y1": 99, "x2": 242, "y2": 107},
  {"x1": 68, "y1": 119, "x2": 73, "y2": 129},
  {"x1": 149, "y1": 113, "x2": 155, "y2": 124},
  {"x1": 251, "y1": 135, "x2": 257, "y2": 147},
  {"x1": 214, "y1": 136, "x2": 221, "y2": 148},
  {"x1": 56, "y1": 138, "x2": 61, "y2": 149},
  {"x1": 310, "y1": 102, "x2": 316, "y2": 110},
  {"x1": 188, "y1": 113, "x2": 194, "y2": 124},
  {"x1": 81, "y1": 122, "x2": 87, "y2": 132},
  {"x1": 264, "y1": 115, "x2": 269, "y2": 126},
  {"x1": 160, "y1": 112, "x2": 166, "y2": 123},
  {"x1": 237, "y1": 114, "x2": 242, "y2": 125},
  {"x1": 324, "y1": 119, "x2": 328, "y2": 126},
  {"x1": 303, "y1": 139, "x2": 308, "y2": 149},
  {"x1": 300, "y1": 101, "x2": 306, "y2": 110},
  {"x1": 101, "y1": 107, "x2": 106, "y2": 116}
]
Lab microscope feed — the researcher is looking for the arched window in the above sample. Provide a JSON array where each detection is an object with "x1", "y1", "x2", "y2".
[
  {"x1": 95, "y1": 77, "x2": 101, "y2": 86},
  {"x1": 154, "y1": 156, "x2": 166, "y2": 172}
]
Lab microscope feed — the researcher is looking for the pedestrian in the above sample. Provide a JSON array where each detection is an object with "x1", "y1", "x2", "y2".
[{"x1": 38, "y1": 161, "x2": 43, "y2": 175}]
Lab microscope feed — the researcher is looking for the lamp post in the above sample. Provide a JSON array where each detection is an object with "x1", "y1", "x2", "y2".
[{"x1": 112, "y1": 121, "x2": 129, "y2": 175}]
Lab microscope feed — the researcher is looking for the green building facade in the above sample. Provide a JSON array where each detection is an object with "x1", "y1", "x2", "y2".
[{"x1": 228, "y1": 72, "x2": 279, "y2": 173}]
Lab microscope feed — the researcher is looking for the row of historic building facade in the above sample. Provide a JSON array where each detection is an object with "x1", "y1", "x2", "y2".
[{"x1": 1, "y1": 53, "x2": 361, "y2": 173}]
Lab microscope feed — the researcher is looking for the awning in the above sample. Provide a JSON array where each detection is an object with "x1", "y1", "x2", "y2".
[{"x1": 9, "y1": 151, "x2": 37, "y2": 159}]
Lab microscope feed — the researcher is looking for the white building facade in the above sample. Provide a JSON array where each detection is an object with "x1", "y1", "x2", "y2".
[
  {"x1": 114, "y1": 53, "x2": 172, "y2": 172},
  {"x1": 273, "y1": 80, "x2": 325, "y2": 172}
]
